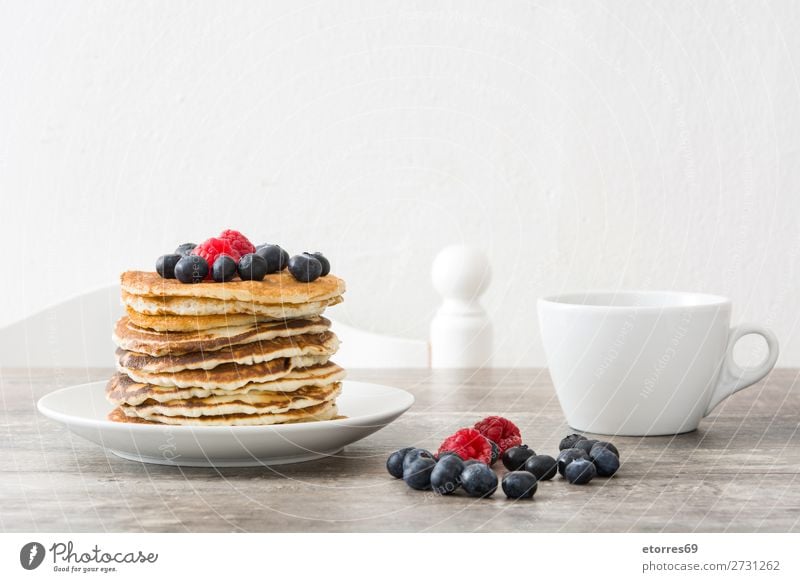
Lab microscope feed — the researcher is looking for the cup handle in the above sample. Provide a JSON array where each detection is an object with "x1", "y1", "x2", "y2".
[{"x1": 703, "y1": 324, "x2": 780, "y2": 417}]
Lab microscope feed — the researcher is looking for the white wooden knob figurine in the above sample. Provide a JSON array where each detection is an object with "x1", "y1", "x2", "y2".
[{"x1": 430, "y1": 245, "x2": 493, "y2": 368}]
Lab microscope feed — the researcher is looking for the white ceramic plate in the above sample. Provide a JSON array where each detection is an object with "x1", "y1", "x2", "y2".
[{"x1": 37, "y1": 380, "x2": 414, "y2": 467}]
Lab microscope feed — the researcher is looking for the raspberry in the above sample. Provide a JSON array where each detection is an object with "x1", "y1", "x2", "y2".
[
  {"x1": 473, "y1": 416, "x2": 522, "y2": 455},
  {"x1": 192, "y1": 237, "x2": 241, "y2": 278},
  {"x1": 219, "y1": 229, "x2": 255, "y2": 257},
  {"x1": 438, "y1": 428, "x2": 492, "y2": 464}
]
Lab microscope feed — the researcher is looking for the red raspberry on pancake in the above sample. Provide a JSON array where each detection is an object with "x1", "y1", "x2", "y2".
[
  {"x1": 192, "y1": 237, "x2": 241, "y2": 278},
  {"x1": 219, "y1": 229, "x2": 256, "y2": 256}
]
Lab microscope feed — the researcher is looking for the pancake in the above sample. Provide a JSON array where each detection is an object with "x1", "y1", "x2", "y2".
[
  {"x1": 123, "y1": 291, "x2": 341, "y2": 317},
  {"x1": 114, "y1": 315, "x2": 330, "y2": 356},
  {"x1": 116, "y1": 331, "x2": 339, "y2": 373},
  {"x1": 121, "y1": 270, "x2": 346, "y2": 305},
  {"x1": 108, "y1": 267, "x2": 346, "y2": 427},
  {"x1": 118, "y1": 399, "x2": 340, "y2": 426},
  {"x1": 106, "y1": 363, "x2": 346, "y2": 406},
  {"x1": 127, "y1": 382, "x2": 342, "y2": 418},
  {"x1": 108, "y1": 407, "x2": 152, "y2": 424},
  {"x1": 113, "y1": 315, "x2": 331, "y2": 357},
  {"x1": 125, "y1": 297, "x2": 342, "y2": 331},
  {"x1": 120, "y1": 354, "x2": 331, "y2": 390}
]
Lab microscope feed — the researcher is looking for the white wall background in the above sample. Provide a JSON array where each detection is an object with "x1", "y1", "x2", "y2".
[{"x1": 2, "y1": 0, "x2": 800, "y2": 367}]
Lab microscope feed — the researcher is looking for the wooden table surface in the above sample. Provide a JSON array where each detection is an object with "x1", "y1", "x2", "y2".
[{"x1": 2, "y1": 367, "x2": 799, "y2": 533}]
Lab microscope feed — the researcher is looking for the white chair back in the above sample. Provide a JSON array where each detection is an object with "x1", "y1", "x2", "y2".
[
  {"x1": 329, "y1": 319, "x2": 429, "y2": 369},
  {"x1": 0, "y1": 284, "x2": 122, "y2": 368}
]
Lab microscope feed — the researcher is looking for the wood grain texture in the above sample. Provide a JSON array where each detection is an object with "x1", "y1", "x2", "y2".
[{"x1": 1, "y1": 367, "x2": 799, "y2": 533}]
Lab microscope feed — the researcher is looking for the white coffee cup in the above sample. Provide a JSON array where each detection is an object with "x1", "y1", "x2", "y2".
[{"x1": 538, "y1": 291, "x2": 779, "y2": 436}]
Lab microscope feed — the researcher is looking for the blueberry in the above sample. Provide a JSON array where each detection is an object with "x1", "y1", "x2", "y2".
[
  {"x1": 304, "y1": 252, "x2": 330, "y2": 276},
  {"x1": 502, "y1": 471, "x2": 538, "y2": 500},
  {"x1": 156, "y1": 254, "x2": 181, "y2": 279},
  {"x1": 573, "y1": 439, "x2": 599, "y2": 456},
  {"x1": 402, "y1": 448, "x2": 434, "y2": 472},
  {"x1": 212, "y1": 255, "x2": 238, "y2": 283},
  {"x1": 431, "y1": 455, "x2": 464, "y2": 495},
  {"x1": 174, "y1": 255, "x2": 209, "y2": 284},
  {"x1": 403, "y1": 457, "x2": 436, "y2": 490},
  {"x1": 175, "y1": 243, "x2": 197, "y2": 256},
  {"x1": 591, "y1": 441, "x2": 620, "y2": 459},
  {"x1": 501, "y1": 445, "x2": 535, "y2": 471},
  {"x1": 523, "y1": 454, "x2": 558, "y2": 481},
  {"x1": 557, "y1": 448, "x2": 590, "y2": 477},
  {"x1": 288, "y1": 254, "x2": 322, "y2": 283},
  {"x1": 591, "y1": 448, "x2": 620, "y2": 477},
  {"x1": 559, "y1": 433, "x2": 587, "y2": 451},
  {"x1": 487, "y1": 440, "x2": 500, "y2": 465},
  {"x1": 256, "y1": 244, "x2": 289, "y2": 274},
  {"x1": 386, "y1": 447, "x2": 414, "y2": 479},
  {"x1": 460, "y1": 463, "x2": 498, "y2": 498},
  {"x1": 565, "y1": 458, "x2": 597, "y2": 485},
  {"x1": 237, "y1": 253, "x2": 268, "y2": 281}
]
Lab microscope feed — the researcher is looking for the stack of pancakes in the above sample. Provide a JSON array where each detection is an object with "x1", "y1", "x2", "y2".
[{"x1": 106, "y1": 270, "x2": 346, "y2": 426}]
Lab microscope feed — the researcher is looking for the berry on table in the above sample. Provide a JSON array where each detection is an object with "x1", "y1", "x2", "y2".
[
  {"x1": 438, "y1": 428, "x2": 493, "y2": 464},
  {"x1": 591, "y1": 448, "x2": 620, "y2": 477},
  {"x1": 591, "y1": 441, "x2": 620, "y2": 459},
  {"x1": 523, "y1": 454, "x2": 558, "y2": 481},
  {"x1": 431, "y1": 455, "x2": 464, "y2": 495},
  {"x1": 557, "y1": 448, "x2": 590, "y2": 476},
  {"x1": 559, "y1": 433, "x2": 587, "y2": 451},
  {"x1": 460, "y1": 463, "x2": 498, "y2": 498},
  {"x1": 237, "y1": 253, "x2": 268, "y2": 281},
  {"x1": 487, "y1": 440, "x2": 500, "y2": 465},
  {"x1": 501, "y1": 445, "x2": 535, "y2": 471},
  {"x1": 255, "y1": 244, "x2": 288, "y2": 274},
  {"x1": 219, "y1": 229, "x2": 255, "y2": 256},
  {"x1": 502, "y1": 471, "x2": 538, "y2": 500},
  {"x1": 174, "y1": 243, "x2": 196, "y2": 256},
  {"x1": 288, "y1": 254, "x2": 322, "y2": 282},
  {"x1": 574, "y1": 439, "x2": 599, "y2": 456},
  {"x1": 565, "y1": 459, "x2": 597, "y2": 485},
  {"x1": 174, "y1": 255, "x2": 209, "y2": 284},
  {"x1": 156, "y1": 254, "x2": 181, "y2": 279},
  {"x1": 386, "y1": 447, "x2": 414, "y2": 479},
  {"x1": 304, "y1": 252, "x2": 330, "y2": 276},
  {"x1": 402, "y1": 448, "x2": 434, "y2": 472},
  {"x1": 403, "y1": 457, "x2": 436, "y2": 490},
  {"x1": 212, "y1": 255, "x2": 238, "y2": 282},
  {"x1": 473, "y1": 416, "x2": 522, "y2": 455}
]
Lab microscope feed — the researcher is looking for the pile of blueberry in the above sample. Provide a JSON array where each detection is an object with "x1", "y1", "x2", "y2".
[
  {"x1": 556, "y1": 433, "x2": 621, "y2": 484},
  {"x1": 155, "y1": 229, "x2": 330, "y2": 284},
  {"x1": 386, "y1": 417, "x2": 621, "y2": 500}
]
